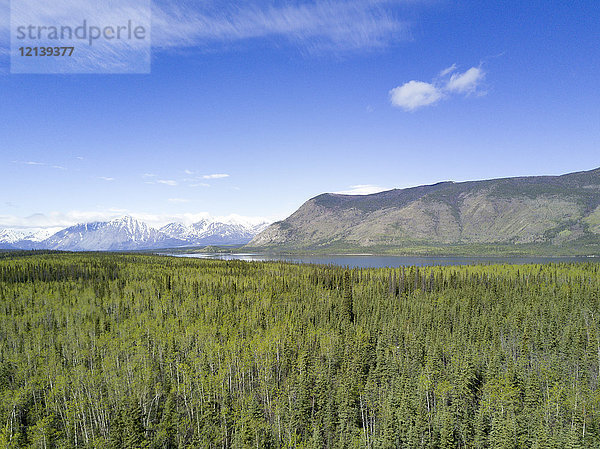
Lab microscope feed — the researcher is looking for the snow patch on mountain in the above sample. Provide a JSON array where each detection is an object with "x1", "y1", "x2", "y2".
[{"x1": 0, "y1": 229, "x2": 26, "y2": 244}]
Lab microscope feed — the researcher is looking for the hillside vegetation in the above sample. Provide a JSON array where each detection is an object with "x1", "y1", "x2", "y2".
[
  {"x1": 0, "y1": 254, "x2": 599, "y2": 447},
  {"x1": 249, "y1": 168, "x2": 600, "y2": 255}
]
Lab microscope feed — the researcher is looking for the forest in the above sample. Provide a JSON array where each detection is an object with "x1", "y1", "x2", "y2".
[{"x1": 0, "y1": 253, "x2": 599, "y2": 448}]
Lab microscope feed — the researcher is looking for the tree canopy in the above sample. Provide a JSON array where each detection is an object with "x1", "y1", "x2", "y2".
[{"x1": 0, "y1": 253, "x2": 599, "y2": 448}]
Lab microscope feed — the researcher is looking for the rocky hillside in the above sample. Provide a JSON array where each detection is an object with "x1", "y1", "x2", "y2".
[{"x1": 248, "y1": 167, "x2": 600, "y2": 255}]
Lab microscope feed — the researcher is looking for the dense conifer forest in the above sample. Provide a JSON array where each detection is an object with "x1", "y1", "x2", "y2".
[{"x1": 0, "y1": 253, "x2": 599, "y2": 448}]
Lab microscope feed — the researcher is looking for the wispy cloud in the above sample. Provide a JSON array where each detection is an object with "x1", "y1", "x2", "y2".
[
  {"x1": 12, "y1": 160, "x2": 67, "y2": 170},
  {"x1": 335, "y1": 184, "x2": 390, "y2": 195},
  {"x1": 5, "y1": 0, "x2": 150, "y2": 73},
  {"x1": 390, "y1": 64, "x2": 486, "y2": 111},
  {"x1": 98, "y1": 176, "x2": 115, "y2": 182},
  {"x1": 0, "y1": 0, "x2": 8, "y2": 48},
  {"x1": 189, "y1": 183, "x2": 210, "y2": 188},
  {"x1": 1, "y1": 0, "x2": 418, "y2": 58},
  {"x1": 151, "y1": 1, "x2": 411, "y2": 54},
  {"x1": 202, "y1": 173, "x2": 229, "y2": 179},
  {"x1": 157, "y1": 179, "x2": 178, "y2": 186},
  {"x1": 438, "y1": 63, "x2": 457, "y2": 77}
]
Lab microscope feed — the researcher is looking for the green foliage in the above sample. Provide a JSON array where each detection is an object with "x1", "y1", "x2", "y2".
[{"x1": 0, "y1": 253, "x2": 599, "y2": 448}]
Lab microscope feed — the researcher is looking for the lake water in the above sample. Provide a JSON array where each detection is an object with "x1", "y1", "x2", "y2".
[{"x1": 170, "y1": 253, "x2": 598, "y2": 268}]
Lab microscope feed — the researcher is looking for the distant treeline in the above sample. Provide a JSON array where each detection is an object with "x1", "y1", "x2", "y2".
[{"x1": 0, "y1": 254, "x2": 599, "y2": 448}]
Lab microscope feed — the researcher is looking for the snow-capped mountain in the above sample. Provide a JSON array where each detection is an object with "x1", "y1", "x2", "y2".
[
  {"x1": 25, "y1": 229, "x2": 57, "y2": 242},
  {"x1": 0, "y1": 228, "x2": 59, "y2": 250},
  {"x1": 0, "y1": 216, "x2": 271, "y2": 251},
  {"x1": 41, "y1": 216, "x2": 174, "y2": 251},
  {"x1": 0, "y1": 229, "x2": 26, "y2": 245},
  {"x1": 160, "y1": 219, "x2": 270, "y2": 246}
]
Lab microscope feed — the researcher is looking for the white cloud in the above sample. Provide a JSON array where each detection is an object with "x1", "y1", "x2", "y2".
[
  {"x1": 0, "y1": 209, "x2": 275, "y2": 231},
  {"x1": 335, "y1": 184, "x2": 390, "y2": 195},
  {"x1": 438, "y1": 64, "x2": 457, "y2": 77},
  {"x1": 157, "y1": 179, "x2": 178, "y2": 186},
  {"x1": 184, "y1": 169, "x2": 194, "y2": 175},
  {"x1": 143, "y1": 173, "x2": 156, "y2": 178},
  {"x1": 389, "y1": 81, "x2": 443, "y2": 111},
  {"x1": 98, "y1": 176, "x2": 115, "y2": 181},
  {"x1": 446, "y1": 67, "x2": 485, "y2": 93},
  {"x1": 189, "y1": 183, "x2": 210, "y2": 188},
  {"x1": 390, "y1": 64, "x2": 486, "y2": 111},
  {"x1": 0, "y1": 211, "x2": 123, "y2": 229},
  {"x1": 202, "y1": 173, "x2": 229, "y2": 179}
]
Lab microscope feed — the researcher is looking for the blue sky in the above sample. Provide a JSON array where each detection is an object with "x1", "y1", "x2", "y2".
[{"x1": 1, "y1": 0, "x2": 599, "y2": 229}]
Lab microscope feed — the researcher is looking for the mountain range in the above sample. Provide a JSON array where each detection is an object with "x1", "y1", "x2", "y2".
[
  {"x1": 248, "y1": 167, "x2": 600, "y2": 255},
  {"x1": 5, "y1": 168, "x2": 600, "y2": 255},
  {"x1": 0, "y1": 216, "x2": 270, "y2": 251}
]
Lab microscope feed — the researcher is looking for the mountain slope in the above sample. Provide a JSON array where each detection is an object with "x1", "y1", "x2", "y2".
[{"x1": 248, "y1": 167, "x2": 600, "y2": 255}]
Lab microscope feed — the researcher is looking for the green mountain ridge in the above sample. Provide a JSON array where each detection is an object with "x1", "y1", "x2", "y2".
[{"x1": 248, "y1": 167, "x2": 600, "y2": 255}]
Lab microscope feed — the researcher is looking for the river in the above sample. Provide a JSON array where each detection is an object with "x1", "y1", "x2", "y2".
[{"x1": 169, "y1": 253, "x2": 597, "y2": 268}]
